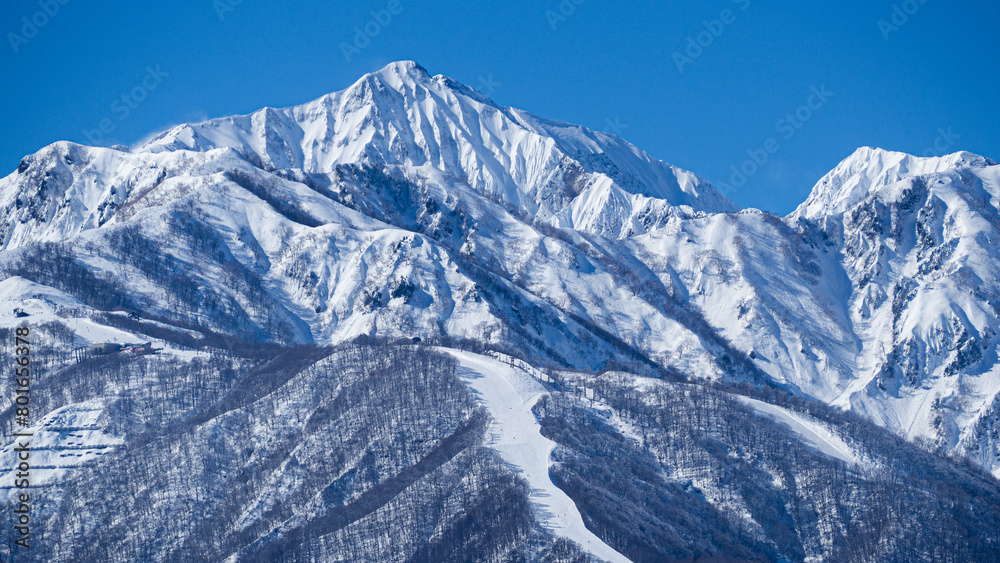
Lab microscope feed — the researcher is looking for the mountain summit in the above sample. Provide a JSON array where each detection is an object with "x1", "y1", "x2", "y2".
[
  {"x1": 140, "y1": 60, "x2": 736, "y2": 234},
  {"x1": 792, "y1": 146, "x2": 996, "y2": 221}
]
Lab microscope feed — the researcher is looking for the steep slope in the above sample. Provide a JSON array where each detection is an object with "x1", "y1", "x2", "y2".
[
  {"x1": 607, "y1": 146, "x2": 1000, "y2": 476},
  {"x1": 794, "y1": 150, "x2": 1000, "y2": 474},
  {"x1": 138, "y1": 61, "x2": 735, "y2": 236}
]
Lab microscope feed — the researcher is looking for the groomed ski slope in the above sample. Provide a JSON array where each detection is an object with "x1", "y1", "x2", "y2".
[
  {"x1": 448, "y1": 350, "x2": 631, "y2": 563},
  {"x1": 737, "y1": 396, "x2": 860, "y2": 466}
]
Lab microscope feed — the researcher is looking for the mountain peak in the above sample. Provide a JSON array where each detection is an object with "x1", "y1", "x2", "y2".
[
  {"x1": 133, "y1": 63, "x2": 736, "y2": 229},
  {"x1": 791, "y1": 146, "x2": 995, "y2": 220},
  {"x1": 366, "y1": 60, "x2": 432, "y2": 86}
]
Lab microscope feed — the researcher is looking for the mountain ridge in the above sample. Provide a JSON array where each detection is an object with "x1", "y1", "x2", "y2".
[
  {"x1": 791, "y1": 145, "x2": 998, "y2": 221},
  {"x1": 3, "y1": 61, "x2": 1000, "y2": 561},
  {"x1": 2, "y1": 62, "x2": 1000, "y2": 471}
]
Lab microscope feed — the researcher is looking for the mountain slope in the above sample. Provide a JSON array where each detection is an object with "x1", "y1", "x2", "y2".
[
  {"x1": 795, "y1": 150, "x2": 1000, "y2": 473},
  {"x1": 4, "y1": 64, "x2": 1000, "y2": 475},
  {"x1": 139, "y1": 61, "x2": 736, "y2": 235}
]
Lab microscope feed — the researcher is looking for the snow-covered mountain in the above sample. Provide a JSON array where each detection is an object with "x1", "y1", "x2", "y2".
[
  {"x1": 141, "y1": 61, "x2": 736, "y2": 233},
  {"x1": 792, "y1": 146, "x2": 996, "y2": 220},
  {"x1": 794, "y1": 148, "x2": 1000, "y2": 470},
  {"x1": 2, "y1": 61, "x2": 1000, "y2": 561},
  {"x1": 625, "y1": 145, "x2": 1000, "y2": 474}
]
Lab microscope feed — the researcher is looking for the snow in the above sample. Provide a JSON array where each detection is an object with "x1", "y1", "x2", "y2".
[
  {"x1": 448, "y1": 350, "x2": 631, "y2": 563},
  {"x1": 136, "y1": 60, "x2": 734, "y2": 237},
  {"x1": 0, "y1": 276, "x2": 155, "y2": 346},
  {"x1": 0, "y1": 400, "x2": 123, "y2": 490},
  {"x1": 792, "y1": 147, "x2": 996, "y2": 221},
  {"x1": 737, "y1": 396, "x2": 860, "y2": 466},
  {"x1": 2, "y1": 60, "x2": 1000, "y2": 478}
]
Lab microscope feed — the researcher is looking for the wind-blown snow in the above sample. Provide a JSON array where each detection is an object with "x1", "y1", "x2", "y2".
[{"x1": 448, "y1": 350, "x2": 630, "y2": 563}]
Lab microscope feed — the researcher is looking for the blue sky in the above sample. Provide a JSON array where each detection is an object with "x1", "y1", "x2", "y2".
[{"x1": 2, "y1": 0, "x2": 997, "y2": 214}]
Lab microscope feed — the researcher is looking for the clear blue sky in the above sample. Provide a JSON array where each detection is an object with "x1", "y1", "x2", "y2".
[{"x1": 2, "y1": 0, "x2": 997, "y2": 214}]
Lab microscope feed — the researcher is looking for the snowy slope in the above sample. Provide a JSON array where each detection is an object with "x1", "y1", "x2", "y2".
[
  {"x1": 0, "y1": 400, "x2": 123, "y2": 489},
  {"x1": 812, "y1": 154, "x2": 1000, "y2": 474},
  {"x1": 619, "y1": 148, "x2": 1000, "y2": 476},
  {"x1": 450, "y1": 350, "x2": 630, "y2": 563},
  {"x1": 737, "y1": 396, "x2": 861, "y2": 466},
  {"x1": 137, "y1": 60, "x2": 735, "y2": 237}
]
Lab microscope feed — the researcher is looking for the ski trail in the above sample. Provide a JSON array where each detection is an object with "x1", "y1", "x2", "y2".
[
  {"x1": 737, "y1": 396, "x2": 860, "y2": 466},
  {"x1": 448, "y1": 350, "x2": 631, "y2": 563}
]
